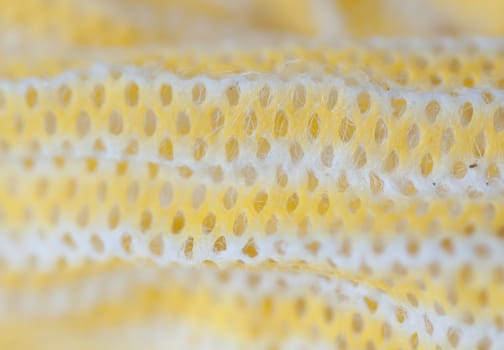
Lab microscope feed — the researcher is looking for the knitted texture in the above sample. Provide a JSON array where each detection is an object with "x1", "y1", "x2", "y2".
[{"x1": 1, "y1": 2, "x2": 504, "y2": 350}]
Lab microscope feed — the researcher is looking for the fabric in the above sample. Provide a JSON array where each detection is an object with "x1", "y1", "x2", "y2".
[{"x1": 0, "y1": 1, "x2": 503, "y2": 349}]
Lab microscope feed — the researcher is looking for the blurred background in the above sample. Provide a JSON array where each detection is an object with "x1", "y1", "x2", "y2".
[{"x1": 1, "y1": 0, "x2": 504, "y2": 49}]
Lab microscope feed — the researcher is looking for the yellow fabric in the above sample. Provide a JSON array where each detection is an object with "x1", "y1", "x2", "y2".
[{"x1": 0, "y1": 1, "x2": 503, "y2": 350}]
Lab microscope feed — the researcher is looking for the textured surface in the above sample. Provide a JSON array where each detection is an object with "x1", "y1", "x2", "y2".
[{"x1": 1, "y1": 1, "x2": 504, "y2": 350}]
